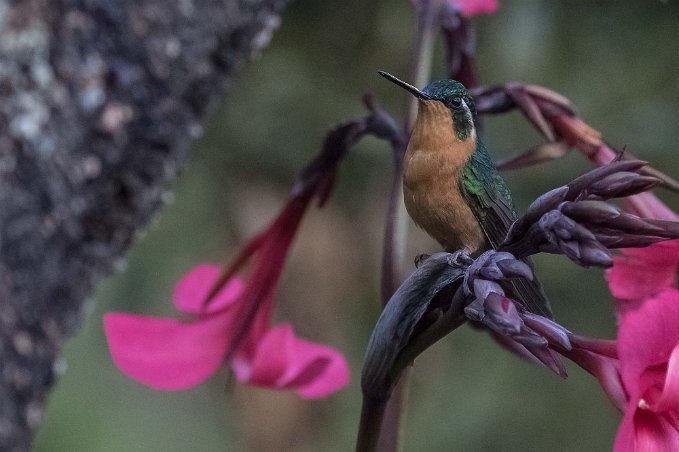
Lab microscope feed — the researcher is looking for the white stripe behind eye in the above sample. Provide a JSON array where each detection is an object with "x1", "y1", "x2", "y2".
[
  {"x1": 460, "y1": 99, "x2": 473, "y2": 124},
  {"x1": 460, "y1": 99, "x2": 476, "y2": 139}
]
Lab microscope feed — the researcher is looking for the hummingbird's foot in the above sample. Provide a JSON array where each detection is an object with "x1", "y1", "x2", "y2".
[
  {"x1": 414, "y1": 253, "x2": 431, "y2": 268},
  {"x1": 447, "y1": 249, "x2": 473, "y2": 268}
]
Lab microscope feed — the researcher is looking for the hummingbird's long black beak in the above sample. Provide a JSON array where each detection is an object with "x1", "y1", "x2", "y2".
[{"x1": 378, "y1": 71, "x2": 431, "y2": 100}]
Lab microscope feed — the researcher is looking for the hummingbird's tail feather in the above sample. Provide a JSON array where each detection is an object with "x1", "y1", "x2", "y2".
[{"x1": 505, "y1": 257, "x2": 554, "y2": 319}]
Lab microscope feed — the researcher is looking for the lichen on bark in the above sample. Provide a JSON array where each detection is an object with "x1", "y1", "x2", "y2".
[{"x1": 0, "y1": 0, "x2": 287, "y2": 449}]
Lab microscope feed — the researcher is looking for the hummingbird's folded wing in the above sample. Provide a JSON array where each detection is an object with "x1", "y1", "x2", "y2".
[
  {"x1": 504, "y1": 261, "x2": 553, "y2": 319},
  {"x1": 461, "y1": 144, "x2": 554, "y2": 319}
]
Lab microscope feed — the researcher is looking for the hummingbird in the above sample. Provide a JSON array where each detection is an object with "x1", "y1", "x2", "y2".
[{"x1": 379, "y1": 71, "x2": 553, "y2": 318}]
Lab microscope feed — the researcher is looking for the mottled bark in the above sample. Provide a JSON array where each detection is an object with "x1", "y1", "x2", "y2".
[{"x1": 0, "y1": 0, "x2": 287, "y2": 449}]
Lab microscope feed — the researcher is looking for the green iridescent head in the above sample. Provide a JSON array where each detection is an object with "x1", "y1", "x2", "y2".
[
  {"x1": 422, "y1": 79, "x2": 476, "y2": 140},
  {"x1": 378, "y1": 71, "x2": 477, "y2": 140}
]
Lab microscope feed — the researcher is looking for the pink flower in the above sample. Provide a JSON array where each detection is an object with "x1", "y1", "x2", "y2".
[
  {"x1": 105, "y1": 264, "x2": 350, "y2": 398},
  {"x1": 451, "y1": 0, "x2": 498, "y2": 16},
  {"x1": 600, "y1": 150, "x2": 679, "y2": 302},
  {"x1": 560, "y1": 336, "x2": 626, "y2": 411},
  {"x1": 607, "y1": 240, "x2": 679, "y2": 301},
  {"x1": 412, "y1": 0, "x2": 498, "y2": 17},
  {"x1": 557, "y1": 291, "x2": 679, "y2": 451},
  {"x1": 578, "y1": 140, "x2": 679, "y2": 301},
  {"x1": 104, "y1": 113, "x2": 362, "y2": 398},
  {"x1": 614, "y1": 288, "x2": 679, "y2": 451}
]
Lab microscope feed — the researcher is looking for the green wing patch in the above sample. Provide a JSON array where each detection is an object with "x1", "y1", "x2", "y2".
[
  {"x1": 461, "y1": 143, "x2": 553, "y2": 319},
  {"x1": 461, "y1": 143, "x2": 517, "y2": 248}
]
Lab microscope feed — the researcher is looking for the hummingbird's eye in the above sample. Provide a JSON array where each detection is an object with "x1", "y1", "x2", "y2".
[{"x1": 448, "y1": 96, "x2": 463, "y2": 108}]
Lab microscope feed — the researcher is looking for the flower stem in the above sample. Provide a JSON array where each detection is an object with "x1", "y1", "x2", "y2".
[
  {"x1": 357, "y1": 397, "x2": 388, "y2": 452},
  {"x1": 370, "y1": 0, "x2": 442, "y2": 450},
  {"x1": 404, "y1": 0, "x2": 440, "y2": 131},
  {"x1": 376, "y1": 368, "x2": 411, "y2": 452},
  {"x1": 381, "y1": 145, "x2": 405, "y2": 302}
]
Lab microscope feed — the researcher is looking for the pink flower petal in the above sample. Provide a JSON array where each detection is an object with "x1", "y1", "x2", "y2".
[
  {"x1": 621, "y1": 240, "x2": 679, "y2": 268},
  {"x1": 632, "y1": 409, "x2": 679, "y2": 452},
  {"x1": 411, "y1": 0, "x2": 498, "y2": 17},
  {"x1": 275, "y1": 325, "x2": 350, "y2": 398},
  {"x1": 618, "y1": 288, "x2": 679, "y2": 394},
  {"x1": 614, "y1": 406, "x2": 637, "y2": 452},
  {"x1": 615, "y1": 386, "x2": 679, "y2": 452},
  {"x1": 625, "y1": 193, "x2": 679, "y2": 221},
  {"x1": 589, "y1": 145, "x2": 617, "y2": 166},
  {"x1": 452, "y1": 0, "x2": 499, "y2": 16},
  {"x1": 607, "y1": 254, "x2": 677, "y2": 301},
  {"x1": 233, "y1": 324, "x2": 290, "y2": 386},
  {"x1": 232, "y1": 324, "x2": 350, "y2": 399},
  {"x1": 655, "y1": 344, "x2": 679, "y2": 413},
  {"x1": 173, "y1": 264, "x2": 243, "y2": 314},
  {"x1": 287, "y1": 343, "x2": 350, "y2": 399},
  {"x1": 104, "y1": 312, "x2": 232, "y2": 390}
]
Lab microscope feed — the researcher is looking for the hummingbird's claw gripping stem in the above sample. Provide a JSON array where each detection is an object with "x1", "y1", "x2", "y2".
[
  {"x1": 447, "y1": 249, "x2": 473, "y2": 267},
  {"x1": 458, "y1": 250, "x2": 570, "y2": 377}
]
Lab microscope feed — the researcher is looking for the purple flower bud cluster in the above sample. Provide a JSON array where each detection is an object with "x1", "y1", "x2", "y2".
[
  {"x1": 461, "y1": 251, "x2": 571, "y2": 376},
  {"x1": 472, "y1": 82, "x2": 576, "y2": 135},
  {"x1": 472, "y1": 81, "x2": 679, "y2": 192},
  {"x1": 502, "y1": 160, "x2": 679, "y2": 267}
]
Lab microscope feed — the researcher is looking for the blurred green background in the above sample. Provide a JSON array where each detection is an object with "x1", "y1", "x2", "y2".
[{"x1": 35, "y1": 1, "x2": 679, "y2": 451}]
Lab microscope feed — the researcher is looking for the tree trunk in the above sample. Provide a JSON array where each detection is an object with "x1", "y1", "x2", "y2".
[{"x1": 0, "y1": 0, "x2": 287, "y2": 449}]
